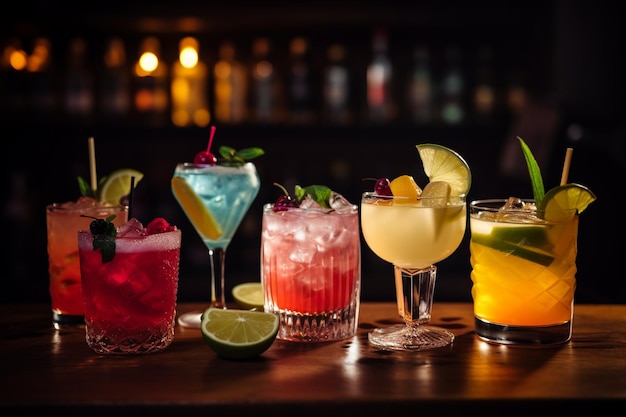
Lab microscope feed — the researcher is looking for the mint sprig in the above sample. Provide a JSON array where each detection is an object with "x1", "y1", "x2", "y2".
[
  {"x1": 77, "y1": 175, "x2": 108, "y2": 198},
  {"x1": 295, "y1": 185, "x2": 332, "y2": 209},
  {"x1": 218, "y1": 146, "x2": 265, "y2": 166},
  {"x1": 518, "y1": 137, "x2": 545, "y2": 206}
]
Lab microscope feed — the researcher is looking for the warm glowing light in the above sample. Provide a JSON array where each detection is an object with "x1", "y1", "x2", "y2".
[
  {"x1": 9, "y1": 48, "x2": 28, "y2": 70},
  {"x1": 180, "y1": 46, "x2": 198, "y2": 69},
  {"x1": 27, "y1": 38, "x2": 50, "y2": 72},
  {"x1": 139, "y1": 52, "x2": 158, "y2": 73}
]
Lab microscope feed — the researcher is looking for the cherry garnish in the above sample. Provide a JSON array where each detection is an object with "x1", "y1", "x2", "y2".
[
  {"x1": 272, "y1": 183, "x2": 298, "y2": 212},
  {"x1": 374, "y1": 178, "x2": 392, "y2": 196},
  {"x1": 194, "y1": 126, "x2": 217, "y2": 166}
]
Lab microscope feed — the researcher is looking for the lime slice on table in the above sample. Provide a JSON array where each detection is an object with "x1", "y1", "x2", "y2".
[
  {"x1": 201, "y1": 308, "x2": 279, "y2": 360},
  {"x1": 98, "y1": 168, "x2": 144, "y2": 205},
  {"x1": 232, "y1": 282, "x2": 264, "y2": 310},
  {"x1": 416, "y1": 144, "x2": 471, "y2": 196},
  {"x1": 171, "y1": 176, "x2": 222, "y2": 240},
  {"x1": 538, "y1": 183, "x2": 597, "y2": 222}
]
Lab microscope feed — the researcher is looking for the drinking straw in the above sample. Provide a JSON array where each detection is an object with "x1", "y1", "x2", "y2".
[
  {"x1": 88, "y1": 137, "x2": 97, "y2": 191},
  {"x1": 560, "y1": 147, "x2": 573, "y2": 186},
  {"x1": 128, "y1": 176, "x2": 135, "y2": 219}
]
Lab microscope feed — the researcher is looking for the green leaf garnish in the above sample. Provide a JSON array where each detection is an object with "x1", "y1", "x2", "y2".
[
  {"x1": 518, "y1": 137, "x2": 545, "y2": 206},
  {"x1": 77, "y1": 175, "x2": 108, "y2": 197},
  {"x1": 295, "y1": 185, "x2": 332, "y2": 209},
  {"x1": 77, "y1": 176, "x2": 94, "y2": 197},
  {"x1": 81, "y1": 214, "x2": 117, "y2": 263},
  {"x1": 218, "y1": 146, "x2": 265, "y2": 166}
]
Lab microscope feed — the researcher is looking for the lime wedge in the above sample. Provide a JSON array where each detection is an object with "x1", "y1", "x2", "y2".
[
  {"x1": 538, "y1": 183, "x2": 597, "y2": 222},
  {"x1": 171, "y1": 176, "x2": 222, "y2": 240},
  {"x1": 416, "y1": 144, "x2": 471, "y2": 196},
  {"x1": 232, "y1": 282, "x2": 264, "y2": 310},
  {"x1": 98, "y1": 168, "x2": 144, "y2": 205},
  {"x1": 471, "y1": 234, "x2": 554, "y2": 266},
  {"x1": 201, "y1": 308, "x2": 279, "y2": 360},
  {"x1": 491, "y1": 226, "x2": 553, "y2": 252}
]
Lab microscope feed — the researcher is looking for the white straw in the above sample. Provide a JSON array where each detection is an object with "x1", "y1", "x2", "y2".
[{"x1": 88, "y1": 137, "x2": 97, "y2": 191}]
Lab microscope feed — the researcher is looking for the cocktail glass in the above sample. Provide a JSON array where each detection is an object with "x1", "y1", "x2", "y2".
[
  {"x1": 360, "y1": 191, "x2": 467, "y2": 350},
  {"x1": 469, "y1": 199, "x2": 578, "y2": 345},
  {"x1": 78, "y1": 218, "x2": 181, "y2": 354},
  {"x1": 46, "y1": 197, "x2": 127, "y2": 330},
  {"x1": 261, "y1": 197, "x2": 361, "y2": 342},
  {"x1": 171, "y1": 162, "x2": 260, "y2": 328}
]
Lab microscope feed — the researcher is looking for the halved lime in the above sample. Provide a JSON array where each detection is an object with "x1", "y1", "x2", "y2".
[
  {"x1": 232, "y1": 282, "x2": 264, "y2": 310},
  {"x1": 416, "y1": 144, "x2": 471, "y2": 196},
  {"x1": 98, "y1": 168, "x2": 144, "y2": 205},
  {"x1": 538, "y1": 183, "x2": 597, "y2": 222},
  {"x1": 200, "y1": 308, "x2": 279, "y2": 360},
  {"x1": 171, "y1": 176, "x2": 222, "y2": 239}
]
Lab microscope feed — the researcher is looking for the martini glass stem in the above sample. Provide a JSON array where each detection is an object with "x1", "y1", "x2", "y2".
[{"x1": 209, "y1": 247, "x2": 227, "y2": 309}]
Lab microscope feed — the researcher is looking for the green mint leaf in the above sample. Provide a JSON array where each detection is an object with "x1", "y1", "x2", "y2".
[
  {"x1": 295, "y1": 185, "x2": 332, "y2": 209},
  {"x1": 518, "y1": 137, "x2": 545, "y2": 206},
  {"x1": 93, "y1": 236, "x2": 116, "y2": 263},
  {"x1": 235, "y1": 147, "x2": 265, "y2": 160},
  {"x1": 218, "y1": 146, "x2": 236, "y2": 160},
  {"x1": 77, "y1": 176, "x2": 94, "y2": 197},
  {"x1": 217, "y1": 146, "x2": 265, "y2": 166}
]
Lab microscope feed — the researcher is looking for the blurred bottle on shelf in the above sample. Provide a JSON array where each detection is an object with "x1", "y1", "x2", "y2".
[
  {"x1": 27, "y1": 37, "x2": 58, "y2": 117},
  {"x1": 506, "y1": 70, "x2": 528, "y2": 117},
  {"x1": 213, "y1": 41, "x2": 248, "y2": 124},
  {"x1": 323, "y1": 43, "x2": 351, "y2": 125},
  {"x1": 1, "y1": 38, "x2": 29, "y2": 115},
  {"x1": 440, "y1": 45, "x2": 465, "y2": 125},
  {"x1": 406, "y1": 44, "x2": 433, "y2": 124},
  {"x1": 134, "y1": 36, "x2": 168, "y2": 126},
  {"x1": 171, "y1": 36, "x2": 210, "y2": 127},
  {"x1": 287, "y1": 36, "x2": 316, "y2": 124},
  {"x1": 366, "y1": 29, "x2": 395, "y2": 123},
  {"x1": 64, "y1": 37, "x2": 94, "y2": 119},
  {"x1": 99, "y1": 37, "x2": 130, "y2": 119},
  {"x1": 472, "y1": 45, "x2": 496, "y2": 124},
  {"x1": 249, "y1": 37, "x2": 284, "y2": 123}
]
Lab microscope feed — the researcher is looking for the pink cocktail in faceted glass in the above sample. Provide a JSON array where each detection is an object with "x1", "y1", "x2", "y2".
[
  {"x1": 261, "y1": 198, "x2": 361, "y2": 343},
  {"x1": 78, "y1": 218, "x2": 181, "y2": 355}
]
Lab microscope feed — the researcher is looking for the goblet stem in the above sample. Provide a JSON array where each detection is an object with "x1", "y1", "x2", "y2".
[
  {"x1": 397, "y1": 265, "x2": 436, "y2": 326},
  {"x1": 209, "y1": 247, "x2": 227, "y2": 309},
  {"x1": 368, "y1": 264, "x2": 454, "y2": 350}
]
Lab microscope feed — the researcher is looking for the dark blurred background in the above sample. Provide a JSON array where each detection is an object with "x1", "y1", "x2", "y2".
[{"x1": 2, "y1": 1, "x2": 624, "y2": 305}]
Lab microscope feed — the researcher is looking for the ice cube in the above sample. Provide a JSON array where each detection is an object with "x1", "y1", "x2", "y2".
[
  {"x1": 298, "y1": 195, "x2": 323, "y2": 210},
  {"x1": 329, "y1": 191, "x2": 355, "y2": 214},
  {"x1": 117, "y1": 218, "x2": 145, "y2": 237}
]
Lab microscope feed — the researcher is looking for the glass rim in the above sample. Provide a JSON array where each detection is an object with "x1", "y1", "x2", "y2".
[
  {"x1": 46, "y1": 202, "x2": 128, "y2": 212},
  {"x1": 175, "y1": 162, "x2": 256, "y2": 170},
  {"x1": 470, "y1": 198, "x2": 575, "y2": 212},
  {"x1": 262, "y1": 202, "x2": 358, "y2": 214},
  {"x1": 362, "y1": 191, "x2": 466, "y2": 202}
]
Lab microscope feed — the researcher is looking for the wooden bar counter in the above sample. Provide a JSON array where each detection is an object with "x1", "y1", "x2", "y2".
[{"x1": 1, "y1": 302, "x2": 625, "y2": 416}]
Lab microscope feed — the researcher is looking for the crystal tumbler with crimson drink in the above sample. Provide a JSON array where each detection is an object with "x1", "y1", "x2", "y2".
[
  {"x1": 261, "y1": 185, "x2": 361, "y2": 342},
  {"x1": 78, "y1": 217, "x2": 181, "y2": 354}
]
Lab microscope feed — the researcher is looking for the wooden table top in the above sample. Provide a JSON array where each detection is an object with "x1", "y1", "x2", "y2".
[{"x1": 1, "y1": 302, "x2": 625, "y2": 415}]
